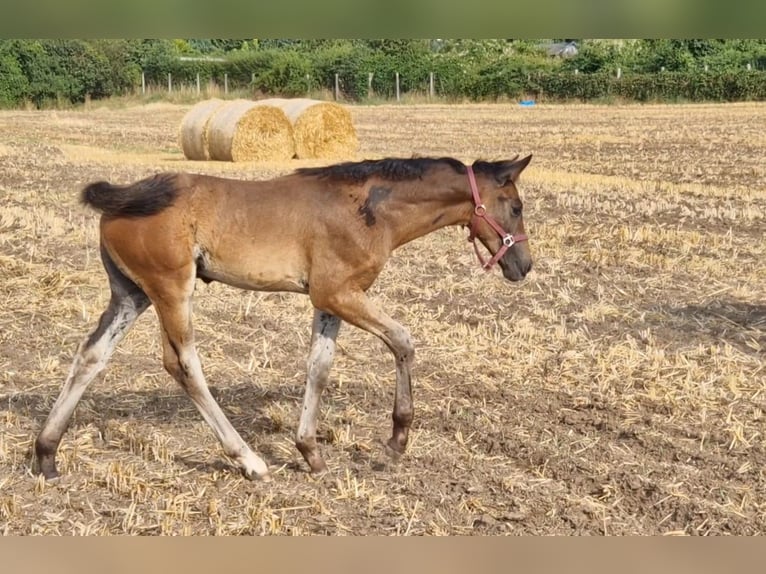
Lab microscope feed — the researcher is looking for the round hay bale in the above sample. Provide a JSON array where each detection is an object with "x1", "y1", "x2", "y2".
[
  {"x1": 178, "y1": 98, "x2": 227, "y2": 160},
  {"x1": 259, "y1": 98, "x2": 358, "y2": 160},
  {"x1": 206, "y1": 99, "x2": 295, "y2": 162}
]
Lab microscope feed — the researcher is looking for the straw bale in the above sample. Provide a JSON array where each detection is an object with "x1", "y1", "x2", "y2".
[
  {"x1": 206, "y1": 99, "x2": 295, "y2": 162},
  {"x1": 178, "y1": 98, "x2": 227, "y2": 160},
  {"x1": 259, "y1": 98, "x2": 358, "y2": 160}
]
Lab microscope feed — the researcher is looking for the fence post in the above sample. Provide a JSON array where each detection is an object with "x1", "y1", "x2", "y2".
[
  {"x1": 196, "y1": 73, "x2": 200, "y2": 96},
  {"x1": 306, "y1": 73, "x2": 311, "y2": 96},
  {"x1": 167, "y1": 73, "x2": 172, "y2": 93},
  {"x1": 368, "y1": 72, "x2": 374, "y2": 98},
  {"x1": 395, "y1": 72, "x2": 400, "y2": 102},
  {"x1": 224, "y1": 73, "x2": 228, "y2": 94},
  {"x1": 141, "y1": 71, "x2": 146, "y2": 94},
  {"x1": 335, "y1": 73, "x2": 340, "y2": 101},
  {"x1": 616, "y1": 67, "x2": 622, "y2": 79},
  {"x1": 429, "y1": 72, "x2": 434, "y2": 99}
]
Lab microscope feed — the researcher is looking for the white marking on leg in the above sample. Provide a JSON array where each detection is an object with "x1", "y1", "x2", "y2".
[
  {"x1": 296, "y1": 310, "x2": 341, "y2": 471},
  {"x1": 173, "y1": 343, "x2": 271, "y2": 480},
  {"x1": 37, "y1": 295, "x2": 148, "y2": 475}
]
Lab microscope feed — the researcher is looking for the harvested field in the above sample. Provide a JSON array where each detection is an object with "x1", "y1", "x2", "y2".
[{"x1": 0, "y1": 101, "x2": 764, "y2": 535}]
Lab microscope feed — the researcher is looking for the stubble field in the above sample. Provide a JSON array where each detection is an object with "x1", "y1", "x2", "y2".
[{"x1": 0, "y1": 101, "x2": 764, "y2": 535}]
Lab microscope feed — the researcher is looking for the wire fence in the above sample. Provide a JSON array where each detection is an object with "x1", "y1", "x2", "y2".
[{"x1": 139, "y1": 66, "x2": 766, "y2": 104}]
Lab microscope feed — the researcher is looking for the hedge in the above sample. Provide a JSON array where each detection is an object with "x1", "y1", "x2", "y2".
[
  {"x1": 138, "y1": 55, "x2": 766, "y2": 103},
  {"x1": 2, "y1": 39, "x2": 766, "y2": 107},
  {"x1": 527, "y1": 71, "x2": 766, "y2": 102}
]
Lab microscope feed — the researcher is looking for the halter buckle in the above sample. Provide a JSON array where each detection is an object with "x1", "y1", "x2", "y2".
[
  {"x1": 474, "y1": 204, "x2": 486, "y2": 217},
  {"x1": 502, "y1": 234, "x2": 515, "y2": 247}
]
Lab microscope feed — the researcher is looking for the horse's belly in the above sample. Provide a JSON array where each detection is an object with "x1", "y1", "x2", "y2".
[{"x1": 197, "y1": 248, "x2": 309, "y2": 294}]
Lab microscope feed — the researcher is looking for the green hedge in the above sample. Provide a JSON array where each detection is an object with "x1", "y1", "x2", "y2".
[
  {"x1": 526, "y1": 71, "x2": 766, "y2": 102},
  {"x1": 140, "y1": 54, "x2": 766, "y2": 103},
  {"x1": 1, "y1": 39, "x2": 115, "y2": 106},
  {"x1": 2, "y1": 39, "x2": 766, "y2": 108}
]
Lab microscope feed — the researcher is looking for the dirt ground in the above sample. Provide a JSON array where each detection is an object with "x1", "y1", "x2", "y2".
[{"x1": 0, "y1": 101, "x2": 764, "y2": 535}]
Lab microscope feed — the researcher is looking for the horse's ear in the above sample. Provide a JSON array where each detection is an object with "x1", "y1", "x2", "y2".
[{"x1": 495, "y1": 154, "x2": 532, "y2": 186}]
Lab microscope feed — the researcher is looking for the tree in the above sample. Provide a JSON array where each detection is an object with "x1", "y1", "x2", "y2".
[
  {"x1": 45, "y1": 40, "x2": 113, "y2": 100},
  {"x1": 90, "y1": 39, "x2": 143, "y2": 94},
  {"x1": 0, "y1": 41, "x2": 28, "y2": 106},
  {"x1": 561, "y1": 40, "x2": 621, "y2": 73},
  {"x1": 634, "y1": 40, "x2": 695, "y2": 72}
]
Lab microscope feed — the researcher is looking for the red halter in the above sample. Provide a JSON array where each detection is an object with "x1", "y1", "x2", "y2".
[{"x1": 466, "y1": 165, "x2": 528, "y2": 271}]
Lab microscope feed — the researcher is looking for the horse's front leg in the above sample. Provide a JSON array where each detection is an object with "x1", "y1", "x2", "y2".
[
  {"x1": 311, "y1": 288, "x2": 415, "y2": 459},
  {"x1": 385, "y1": 321, "x2": 415, "y2": 456},
  {"x1": 295, "y1": 309, "x2": 342, "y2": 473}
]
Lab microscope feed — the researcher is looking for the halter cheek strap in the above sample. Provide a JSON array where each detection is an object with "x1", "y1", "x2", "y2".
[{"x1": 466, "y1": 165, "x2": 528, "y2": 271}]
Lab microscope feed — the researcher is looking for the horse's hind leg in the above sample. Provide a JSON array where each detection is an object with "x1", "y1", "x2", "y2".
[
  {"x1": 149, "y1": 272, "x2": 271, "y2": 481},
  {"x1": 295, "y1": 309, "x2": 342, "y2": 473},
  {"x1": 35, "y1": 250, "x2": 150, "y2": 479}
]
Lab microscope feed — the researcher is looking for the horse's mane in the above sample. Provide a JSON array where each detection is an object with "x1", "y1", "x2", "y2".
[
  {"x1": 295, "y1": 157, "x2": 467, "y2": 183},
  {"x1": 295, "y1": 156, "x2": 519, "y2": 184}
]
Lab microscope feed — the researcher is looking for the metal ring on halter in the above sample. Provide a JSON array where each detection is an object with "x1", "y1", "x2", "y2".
[
  {"x1": 474, "y1": 204, "x2": 486, "y2": 216},
  {"x1": 502, "y1": 234, "x2": 515, "y2": 247}
]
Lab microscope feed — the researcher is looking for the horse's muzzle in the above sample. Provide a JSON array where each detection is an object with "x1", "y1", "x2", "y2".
[{"x1": 500, "y1": 257, "x2": 532, "y2": 281}]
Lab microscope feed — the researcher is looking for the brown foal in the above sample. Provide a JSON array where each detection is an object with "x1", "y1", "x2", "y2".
[{"x1": 35, "y1": 155, "x2": 533, "y2": 482}]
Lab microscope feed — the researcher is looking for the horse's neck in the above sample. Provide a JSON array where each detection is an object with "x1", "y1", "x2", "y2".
[{"x1": 385, "y1": 182, "x2": 473, "y2": 249}]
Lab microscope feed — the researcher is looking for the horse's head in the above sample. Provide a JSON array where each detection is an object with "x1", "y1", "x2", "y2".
[{"x1": 467, "y1": 155, "x2": 533, "y2": 281}]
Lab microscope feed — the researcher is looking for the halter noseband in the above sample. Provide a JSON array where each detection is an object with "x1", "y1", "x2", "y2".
[{"x1": 466, "y1": 165, "x2": 528, "y2": 271}]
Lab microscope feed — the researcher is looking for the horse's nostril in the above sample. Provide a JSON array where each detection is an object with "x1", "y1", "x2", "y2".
[{"x1": 517, "y1": 260, "x2": 532, "y2": 276}]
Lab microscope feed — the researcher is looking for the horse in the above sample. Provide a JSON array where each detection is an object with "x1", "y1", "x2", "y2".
[{"x1": 35, "y1": 154, "x2": 533, "y2": 482}]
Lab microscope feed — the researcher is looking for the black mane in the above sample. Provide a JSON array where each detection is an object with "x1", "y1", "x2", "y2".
[{"x1": 295, "y1": 157, "x2": 468, "y2": 183}]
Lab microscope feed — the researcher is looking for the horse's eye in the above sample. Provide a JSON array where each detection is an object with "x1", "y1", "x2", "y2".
[{"x1": 512, "y1": 205, "x2": 523, "y2": 217}]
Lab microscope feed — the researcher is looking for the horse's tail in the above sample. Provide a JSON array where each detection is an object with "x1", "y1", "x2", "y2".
[{"x1": 81, "y1": 173, "x2": 179, "y2": 217}]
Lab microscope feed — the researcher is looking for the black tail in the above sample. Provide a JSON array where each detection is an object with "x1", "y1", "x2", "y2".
[{"x1": 80, "y1": 173, "x2": 179, "y2": 217}]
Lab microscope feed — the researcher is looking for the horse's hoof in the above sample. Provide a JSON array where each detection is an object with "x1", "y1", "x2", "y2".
[
  {"x1": 309, "y1": 460, "x2": 329, "y2": 475},
  {"x1": 309, "y1": 467, "x2": 332, "y2": 482},
  {"x1": 241, "y1": 467, "x2": 272, "y2": 482},
  {"x1": 44, "y1": 474, "x2": 71, "y2": 487},
  {"x1": 40, "y1": 467, "x2": 60, "y2": 481},
  {"x1": 297, "y1": 445, "x2": 328, "y2": 475},
  {"x1": 384, "y1": 440, "x2": 404, "y2": 462},
  {"x1": 35, "y1": 451, "x2": 60, "y2": 480}
]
